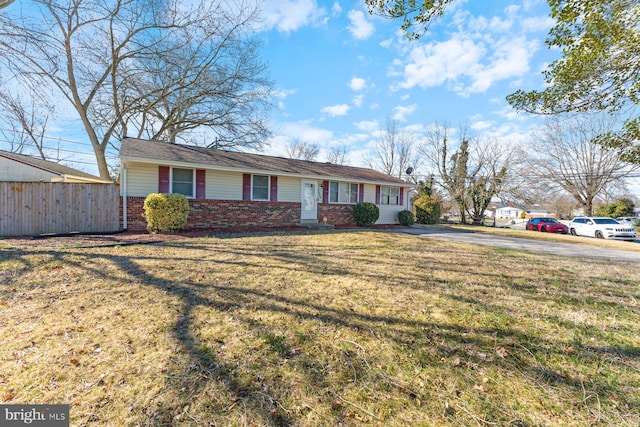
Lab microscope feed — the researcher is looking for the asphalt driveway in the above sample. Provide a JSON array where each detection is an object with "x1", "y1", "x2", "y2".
[{"x1": 399, "y1": 227, "x2": 640, "y2": 263}]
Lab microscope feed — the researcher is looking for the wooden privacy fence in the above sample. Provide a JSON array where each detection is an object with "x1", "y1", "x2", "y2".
[{"x1": 0, "y1": 182, "x2": 121, "y2": 236}]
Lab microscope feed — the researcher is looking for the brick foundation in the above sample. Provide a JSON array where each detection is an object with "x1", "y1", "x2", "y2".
[
  {"x1": 318, "y1": 203, "x2": 356, "y2": 226},
  {"x1": 123, "y1": 197, "x2": 359, "y2": 231}
]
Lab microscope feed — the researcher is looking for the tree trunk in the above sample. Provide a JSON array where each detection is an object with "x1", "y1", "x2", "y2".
[{"x1": 584, "y1": 197, "x2": 594, "y2": 217}]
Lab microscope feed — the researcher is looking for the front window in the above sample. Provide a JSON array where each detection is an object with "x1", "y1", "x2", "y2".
[
  {"x1": 252, "y1": 175, "x2": 269, "y2": 200},
  {"x1": 172, "y1": 168, "x2": 194, "y2": 197},
  {"x1": 329, "y1": 182, "x2": 358, "y2": 203},
  {"x1": 381, "y1": 186, "x2": 399, "y2": 205}
]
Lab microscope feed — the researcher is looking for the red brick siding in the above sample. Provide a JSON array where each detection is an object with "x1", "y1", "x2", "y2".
[
  {"x1": 124, "y1": 197, "x2": 304, "y2": 231},
  {"x1": 318, "y1": 203, "x2": 356, "y2": 226}
]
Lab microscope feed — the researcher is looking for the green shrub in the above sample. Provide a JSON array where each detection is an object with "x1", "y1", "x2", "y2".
[
  {"x1": 353, "y1": 202, "x2": 380, "y2": 227},
  {"x1": 594, "y1": 198, "x2": 635, "y2": 218},
  {"x1": 397, "y1": 210, "x2": 414, "y2": 226},
  {"x1": 143, "y1": 193, "x2": 189, "y2": 233},
  {"x1": 414, "y1": 194, "x2": 441, "y2": 224}
]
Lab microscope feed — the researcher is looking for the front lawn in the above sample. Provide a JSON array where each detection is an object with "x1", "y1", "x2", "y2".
[{"x1": 1, "y1": 231, "x2": 638, "y2": 426}]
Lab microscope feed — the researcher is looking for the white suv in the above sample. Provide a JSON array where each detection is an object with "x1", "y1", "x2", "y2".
[{"x1": 569, "y1": 217, "x2": 637, "y2": 241}]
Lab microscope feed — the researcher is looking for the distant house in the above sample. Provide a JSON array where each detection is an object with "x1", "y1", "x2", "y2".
[
  {"x1": 0, "y1": 150, "x2": 110, "y2": 183},
  {"x1": 524, "y1": 206, "x2": 556, "y2": 218},
  {"x1": 120, "y1": 138, "x2": 413, "y2": 231},
  {"x1": 495, "y1": 206, "x2": 525, "y2": 219}
]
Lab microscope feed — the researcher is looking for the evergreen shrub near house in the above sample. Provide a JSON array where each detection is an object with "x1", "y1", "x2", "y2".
[
  {"x1": 414, "y1": 194, "x2": 441, "y2": 224},
  {"x1": 353, "y1": 202, "x2": 379, "y2": 227},
  {"x1": 397, "y1": 210, "x2": 414, "y2": 226},
  {"x1": 143, "y1": 193, "x2": 189, "y2": 233}
]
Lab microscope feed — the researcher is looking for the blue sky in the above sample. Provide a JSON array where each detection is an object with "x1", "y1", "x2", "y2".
[
  {"x1": 5, "y1": 0, "x2": 639, "y2": 198},
  {"x1": 257, "y1": 0, "x2": 557, "y2": 169},
  {"x1": 0, "y1": 0, "x2": 560, "y2": 172}
]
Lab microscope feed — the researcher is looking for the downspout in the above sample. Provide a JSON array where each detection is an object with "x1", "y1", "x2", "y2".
[{"x1": 122, "y1": 162, "x2": 127, "y2": 230}]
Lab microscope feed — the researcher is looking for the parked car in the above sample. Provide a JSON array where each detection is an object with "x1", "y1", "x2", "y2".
[
  {"x1": 569, "y1": 217, "x2": 637, "y2": 241},
  {"x1": 526, "y1": 217, "x2": 568, "y2": 233},
  {"x1": 616, "y1": 216, "x2": 640, "y2": 225}
]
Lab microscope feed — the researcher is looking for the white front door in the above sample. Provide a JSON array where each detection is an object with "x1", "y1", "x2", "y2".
[{"x1": 301, "y1": 180, "x2": 318, "y2": 221}]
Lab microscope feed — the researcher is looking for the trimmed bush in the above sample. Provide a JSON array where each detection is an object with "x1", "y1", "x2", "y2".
[
  {"x1": 397, "y1": 210, "x2": 414, "y2": 226},
  {"x1": 353, "y1": 202, "x2": 380, "y2": 227},
  {"x1": 143, "y1": 193, "x2": 189, "y2": 233},
  {"x1": 414, "y1": 194, "x2": 441, "y2": 225}
]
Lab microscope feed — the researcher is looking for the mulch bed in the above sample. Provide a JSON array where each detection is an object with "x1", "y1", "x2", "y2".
[{"x1": 1, "y1": 224, "x2": 408, "y2": 249}]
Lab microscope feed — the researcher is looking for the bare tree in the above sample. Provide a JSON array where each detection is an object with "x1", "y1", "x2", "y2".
[
  {"x1": 325, "y1": 144, "x2": 349, "y2": 165},
  {"x1": 466, "y1": 139, "x2": 510, "y2": 224},
  {"x1": 367, "y1": 117, "x2": 419, "y2": 179},
  {"x1": 421, "y1": 123, "x2": 467, "y2": 222},
  {"x1": 285, "y1": 139, "x2": 319, "y2": 161},
  {"x1": 530, "y1": 113, "x2": 637, "y2": 216},
  {"x1": 0, "y1": 0, "x2": 272, "y2": 179},
  {"x1": 0, "y1": 88, "x2": 53, "y2": 159},
  {"x1": 422, "y1": 123, "x2": 512, "y2": 224}
]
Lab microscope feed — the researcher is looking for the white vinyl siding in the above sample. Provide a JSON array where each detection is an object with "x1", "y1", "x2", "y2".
[
  {"x1": 206, "y1": 170, "x2": 242, "y2": 200},
  {"x1": 378, "y1": 205, "x2": 403, "y2": 224},
  {"x1": 278, "y1": 176, "x2": 300, "y2": 202},
  {"x1": 363, "y1": 184, "x2": 376, "y2": 204},
  {"x1": 124, "y1": 163, "x2": 157, "y2": 197}
]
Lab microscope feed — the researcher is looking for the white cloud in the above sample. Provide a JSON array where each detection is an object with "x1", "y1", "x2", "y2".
[
  {"x1": 272, "y1": 88, "x2": 297, "y2": 99},
  {"x1": 352, "y1": 94, "x2": 364, "y2": 107},
  {"x1": 347, "y1": 10, "x2": 374, "y2": 40},
  {"x1": 322, "y1": 104, "x2": 351, "y2": 117},
  {"x1": 521, "y1": 15, "x2": 554, "y2": 32},
  {"x1": 467, "y1": 15, "x2": 513, "y2": 34},
  {"x1": 332, "y1": 2, "x2": 342, "y2": 16},
  {"x1": 394, "y1": 35, "x2": 485, "y2": 91},
  {"x1": 379, "y1": 38, "x2": 393, "y2": 48},
  {"x1": 346, "y1": 148, "x2": 375, "y2": 168},
  {"x1": 353, "y1": 120, "x2": 379, "y2": 132},
  {"x1": 471, "y1": 120, "x2": 493, "y2": 131},
  {"x1": 393, "y1": 32, "x2": 538, "y2": 96},
  {"x1": 349, "y1": 76, "x2": 367, "y2": 91},
  {"x1": 388, "y1": 4, "x2": 546, "y2": 97},
  {"x1": 403, "y1": 123, "x2": 426, "y2": 134},
  {"x1": 260, "y1": 1, "x2": 326, "y2": 33},
  {"x1": 393, "y1": 104, "x2": 417, "y2": 121},
  {"x1": 493, "y1": 105, "x2": 528, "y2": 121},
  {"x1": 264, "y1": 121, "x2": 335, "y2": 156},
  {"x1": 466, "y1": 37, "x2": 538, "y2": 94}
]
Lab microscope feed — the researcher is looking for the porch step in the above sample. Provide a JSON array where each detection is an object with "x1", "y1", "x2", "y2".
[{"x1": 297, "y1": 221, "x2": 335, "y2": 229}]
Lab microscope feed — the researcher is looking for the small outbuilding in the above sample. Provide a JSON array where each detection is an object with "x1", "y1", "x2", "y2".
[{"x1": 0, "y1": 150, "x2": 110, "y2": 183}]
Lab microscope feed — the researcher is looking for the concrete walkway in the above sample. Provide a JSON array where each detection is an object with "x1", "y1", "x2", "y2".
[{"x1": 396, "y1": 227, "x2": 640, "y2": 263}]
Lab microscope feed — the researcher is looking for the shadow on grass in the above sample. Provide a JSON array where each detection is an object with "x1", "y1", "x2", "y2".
[{"x1": 1, "y1": 233, "x2": 639, "y2": 426}]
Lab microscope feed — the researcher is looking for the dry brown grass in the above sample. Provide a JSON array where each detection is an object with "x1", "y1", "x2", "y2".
[{"x1": 1, "y1": 230, "x2": 639, "y2": 426}]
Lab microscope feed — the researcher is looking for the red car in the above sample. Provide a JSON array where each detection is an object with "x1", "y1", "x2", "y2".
[{"x1": 526, "y1": 217, "x2": 568, "y2": 233}]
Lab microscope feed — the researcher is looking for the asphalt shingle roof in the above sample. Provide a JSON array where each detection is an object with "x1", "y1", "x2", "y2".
[
  {"x1": 0, "y1": 150, "x2": 106, "y2": 181},
  {"x1": 121, "y1": 138, "x2": 411, "y2": 186}
]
